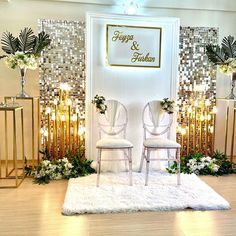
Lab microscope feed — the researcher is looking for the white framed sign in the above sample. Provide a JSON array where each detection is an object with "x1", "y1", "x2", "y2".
[{"x1": 106, "y1": 24, "x2": 162, "y2": 68}]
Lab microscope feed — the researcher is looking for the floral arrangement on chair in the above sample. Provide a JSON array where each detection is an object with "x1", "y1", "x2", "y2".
[
  {"x1": 160, "y1": 98, "x2": 175, "y2": 114},
  {"x1": 91, "y1": 95, "x2": 107, "y2": 114}
]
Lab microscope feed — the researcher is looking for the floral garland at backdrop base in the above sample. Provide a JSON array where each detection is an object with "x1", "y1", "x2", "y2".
[
  {"x1": 25, "y1": 145, "x2": 95, "y2": 184},
  {"x1": 167, "y1": 151, "x2": 235, "y2": 176}
]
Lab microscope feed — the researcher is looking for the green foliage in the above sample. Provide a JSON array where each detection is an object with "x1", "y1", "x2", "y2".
[
  {"x1": 167, "y1": 151, "x2": 235, "y2": 176},
  {"x1": 160, "y1": 98, "x2": 175, "y2": 114},
  {"x1": 25, "y1": 144, "x2": 95, "y2": 185},
  {"x1": 206, "y1": 35, "x2": 236, "y2": 65},
  {"x1": 1, "y1": 31, "x2": 19, "y2": 54},
  {"x1": 18, "y1": 28, "x2": 35, "y2": 53},
  {"x1": 0, "y1": 27, "x2": 51, "y2": 57},
  {"x1": 91, "y1": 95, "x2": 107, "y2": 114}
]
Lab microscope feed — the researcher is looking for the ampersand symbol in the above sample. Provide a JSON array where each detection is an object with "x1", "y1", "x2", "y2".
[{"x1": 131, "y1": 41, "x2": 139, "y2": 50}]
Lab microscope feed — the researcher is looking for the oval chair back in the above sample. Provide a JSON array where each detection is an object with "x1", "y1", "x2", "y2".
[
  {"x1": 97, "y1": 100, "x2": 128, "y2": 138},
  {"x1": 142, "y1": 100, "x2": 173, "y2": 139}
]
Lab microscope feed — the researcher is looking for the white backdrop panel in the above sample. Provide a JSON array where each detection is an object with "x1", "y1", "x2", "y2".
[{"x1": 86, "y1": 13, "x2": 179, "y2": 171}]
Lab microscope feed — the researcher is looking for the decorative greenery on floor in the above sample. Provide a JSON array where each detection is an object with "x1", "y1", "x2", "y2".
[
  {"x1": 167, "y1": 151, "x2": 236, "y2": 176},
  {"x1": 25, "y1": 145, "x2": 95, "y2": 184}
]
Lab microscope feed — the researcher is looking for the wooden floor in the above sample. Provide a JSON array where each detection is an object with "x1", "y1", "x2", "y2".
[{"x1": 0, "y1": 175, "x2": 236, "y2": 236}]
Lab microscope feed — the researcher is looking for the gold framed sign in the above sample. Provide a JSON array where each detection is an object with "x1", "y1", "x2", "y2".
[{"x1": 106, "y1": 24, "x2": 162, "y2": 68}]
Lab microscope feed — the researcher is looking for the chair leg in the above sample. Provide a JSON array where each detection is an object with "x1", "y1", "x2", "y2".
[
  {"x1": 145, "y1": 149, "x2": 150, "y2": 186},
  {"x1": 139, "y1": 146, "x2": 145, "y2": 172},
  {"x1": 167, "y1": 149, "x2": 171, "y2": 168},
  {"x1": 123, "y1": 150, "x2": 128, "y2": 171},
  {"x1": 177, "y1": 148, "x2": 181, "y2": 185},
  {"x1": 128, "y1": 148, "x2": 132, "y2": 186},
  {"x1": 96, "y1": 149, "x2": 101, "y2": 187}
]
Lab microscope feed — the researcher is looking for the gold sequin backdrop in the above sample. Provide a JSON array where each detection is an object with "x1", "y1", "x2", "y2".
[{"x1": 38, "y1": 21, "x2": 218, "y2": 157}]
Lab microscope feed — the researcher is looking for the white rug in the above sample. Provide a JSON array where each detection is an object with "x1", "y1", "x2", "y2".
[{"x1": 62, "y1": 172, "x2": 230, "y2": 215}]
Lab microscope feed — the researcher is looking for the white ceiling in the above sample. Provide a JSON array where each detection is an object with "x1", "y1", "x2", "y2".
[{"x1": 4, "y1": 0, "x2": 236, "y2": 12}]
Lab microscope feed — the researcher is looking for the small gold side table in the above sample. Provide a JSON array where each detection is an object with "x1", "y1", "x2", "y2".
[
  {"x1": 216, "y1": 98, "x2": 236, "y2": 163},
  {"x1": 0, "y1": 106, "x2": 25, "y2": 188},
  {"x1": 5, "y1": 97, "x2": 40, "y2": 167}
]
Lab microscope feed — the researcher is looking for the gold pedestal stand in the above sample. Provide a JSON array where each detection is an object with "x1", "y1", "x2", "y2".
[
  {"x1": 217, "y1": 98, "x2": 236, "y2": 163},
  {"x1": 5, "y1": 97, "x2": 40, "y2": 167},
  {"x1": 0, "y1": 106, "x2": 25, "y2": 188}
]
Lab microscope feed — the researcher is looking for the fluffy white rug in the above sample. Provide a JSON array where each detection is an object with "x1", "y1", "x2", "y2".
[{"x1": 62, "y1": 172, "x2": 230, "y2": 215}]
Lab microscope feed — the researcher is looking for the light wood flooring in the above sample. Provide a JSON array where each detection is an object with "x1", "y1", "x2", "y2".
[{"x1": 0, "y1": 174, "x2": 236, "y2": 236}]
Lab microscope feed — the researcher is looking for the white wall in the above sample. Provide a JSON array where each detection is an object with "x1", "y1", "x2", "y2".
[{"x1": 0, "y1": 0, "x2": 236, "y2": 159}]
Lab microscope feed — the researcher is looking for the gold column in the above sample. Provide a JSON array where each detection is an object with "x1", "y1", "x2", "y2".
[
  {"x1": 4, "y1": 97, "x2": 40, "y2": 167},
  {"x1": 0, "y1": 106, "x2": 25, "y2": 188}
]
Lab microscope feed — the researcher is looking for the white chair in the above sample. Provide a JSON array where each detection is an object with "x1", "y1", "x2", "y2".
[
  {"x1": 96, "y1": 100, "x2": 133, "y2": 187},
  {"x1": 139, "y1": 100, "x2": 181, "y2": 186}
]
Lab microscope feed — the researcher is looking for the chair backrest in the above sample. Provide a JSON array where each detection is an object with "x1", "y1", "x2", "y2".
[
  {"x1": 97, "y1": 100, "x2": 128, "y2": 137},
  {"x1": 142, "y1": 100, "x2": 173, "y2": 138}
]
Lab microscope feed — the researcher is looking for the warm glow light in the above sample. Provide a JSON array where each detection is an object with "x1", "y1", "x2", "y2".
[
  {"x1": 187, "y1": 107, "x2": 192, "y2": 113},
  {"x1": 60, "y1": 82, "x2": 71, "y2": 91},
  {"x1": 53, "y1": 99, "x2": 58, "y2": 105},
  {"x1": 78, "y1": 126, "x2": 85, "y2": 136},
  {"x1": 205, "y1": 99, "x2": 211, "y2": 106},
  {"x1": 200, "y1": 115, "x2": 205, "y2": 121},
  {"x1": 46, "y1": 107, "x2": 51, "y2": 114},
  {"x1": 72, "y1": 114, "x2": 77, "y2": 122},
  {"x1": 212, "y1": 106, "x2": 217, "y2": 114},
  {"x1": 76, "y1": 107, "x2": 80, "y2": 114},
  {"x1": 44, "y1": 130, "x2": 48, "y2": 137},
  {"x1": 51, "y1": 112, "x2": 56, "y2": 121},
  {"x1": 207, "y1": 114, "x2": 211, "y2": 121},
  {"x1": 181, "y1": 128, "x2": 186, "y2": 135},
  {"x1": 194, "y1": 84, "x2": 205, "y2": 92},
  {"x1": 177, "y1": 126, "x2": 182, "y2": 133},
  {"x1": 194, "y1": 101, "x2": 198, "y2": 107},
  {"x1": 67, "y1": 99, "x2": 72, "y2": 106},
  {"x1": 210, "y1": 126, "x2": 214, "y2": 133},
  {"x1": 61, "y1": 114, "x2": 66, "y2": 121},
  {"x1": 40, "y1": 128, "x2": 44, "y2": 134}
]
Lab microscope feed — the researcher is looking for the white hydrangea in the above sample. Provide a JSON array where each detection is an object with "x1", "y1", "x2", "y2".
[
  {"x1": 5, "y1": 51, "x2": 37, "y2": 70},
  {"x1": 187, "y1": 156, "x2": 219, "y2": 174}
]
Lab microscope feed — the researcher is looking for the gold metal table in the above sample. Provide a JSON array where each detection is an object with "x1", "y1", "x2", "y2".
[
  {"x1": 216, "y1": 98, "x2": 236, "y2": 163},
  {"x1": 0, "y1": 106, "x2": 25, "y2": 188},
  {"x1": 5, "y1": 97, "x2": 40, "y2": 167}
]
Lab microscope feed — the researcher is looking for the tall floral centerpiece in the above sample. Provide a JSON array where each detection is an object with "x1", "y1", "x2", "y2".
[
  {"x1": 206, "y1": 35, "x2": 236, "y2": 99},
  {"x1": 0, "y1": 28, "x2": 51, "y2": 97}
]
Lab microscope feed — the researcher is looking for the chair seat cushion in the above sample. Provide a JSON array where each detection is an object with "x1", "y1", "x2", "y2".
[
  {"x1": 144, "y1": 137, "x2": 181, "y2": 148},
  {"x1": 96, "y1": 138, "x2": 133, "y2": 149}
]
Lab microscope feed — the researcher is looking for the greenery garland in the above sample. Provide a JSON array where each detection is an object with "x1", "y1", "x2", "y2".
[{"x1": 25, "y1": 145, "x2": 95, "y2": 184}]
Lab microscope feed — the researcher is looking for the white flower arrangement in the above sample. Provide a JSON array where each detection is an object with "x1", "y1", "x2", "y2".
[
  {"x1": 5, "y1": 51, "x2": 37, "y2": 70},
  {"x1": 187, "y1": 156, "x2": 219, "y2": 174},
  {"x1": 167, "y1": 151, "x2": 234, "y2": 176},
  {"x1": 219, "y1": 58, "x2": 236, "y2": 75},
  {"x1": 31, "y1": 158, "x2": 74, "y2": 184}
]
